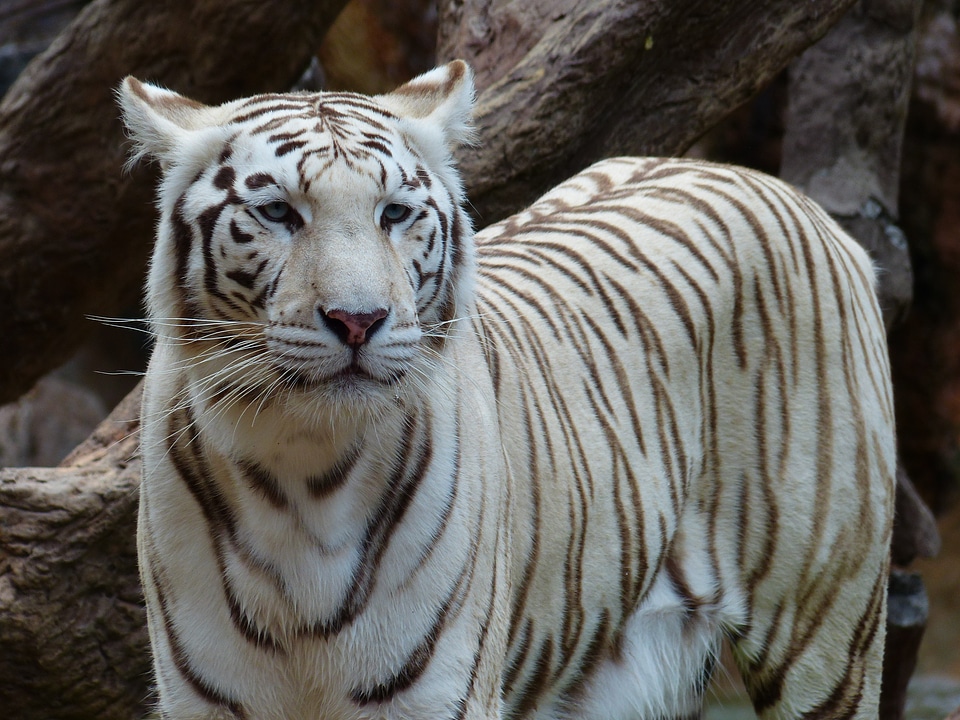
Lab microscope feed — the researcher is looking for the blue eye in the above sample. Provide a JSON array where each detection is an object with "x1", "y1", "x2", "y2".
[
  {"x1": 258, "y1": 201, "x2": 293, "y2": 223},
  {"x1": 382, "y1": 203, "x2": 411, "y2": 225}
]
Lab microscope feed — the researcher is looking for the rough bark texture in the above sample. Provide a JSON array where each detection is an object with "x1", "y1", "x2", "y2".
[
  {"x1": 0, "y1": 0, "x2": 349, "y2": 406},
  {"x1": 0, "y1": 385, "x2": 144, "y2": 720},
  {"x1": 0, "y1": 0, "x2": 90, "y2": 96},
  {"x1": 780, "y1": 0, "x2": 921, "y2": 331},
  {"x1": 0, "y1": 374, "x2": 107, "y2": 467},
  {"x1": 892, "y1": 3, "x2": 960, "y2": 513},
  {"x1": 892, "y1": 462, "x2": 942, "y2": 567},
  {"x1": 437, "y1": 0, "x2": 859, "y2": 225}
]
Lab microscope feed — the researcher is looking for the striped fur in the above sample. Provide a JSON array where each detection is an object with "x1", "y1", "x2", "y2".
[{"x1": 120, "y1": 61, "x2": 895, "y2": 720}]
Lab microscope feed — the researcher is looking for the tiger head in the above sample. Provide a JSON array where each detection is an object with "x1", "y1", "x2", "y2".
[{"x1": 120, "y1": 61, "x2": 475, "y2": 412}]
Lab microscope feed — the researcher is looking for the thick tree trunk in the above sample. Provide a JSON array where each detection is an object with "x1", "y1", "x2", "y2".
[
  {"x1": 0, "y1": 0, "x2": 349, "y2": 406},
  {"x1": 891, "y1": 3, "x2": 960, "y2": 514},
  {"x1": 781, "y1": 0, "x2": 920, "y2": 332},
  {"x1": 438, "y1": 0, "x2": 859, "y2": 224}
]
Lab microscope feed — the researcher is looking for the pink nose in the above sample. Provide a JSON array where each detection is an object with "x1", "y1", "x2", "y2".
[{"x1": 322, "y1": 308, "x2": 388, "y2": 348}]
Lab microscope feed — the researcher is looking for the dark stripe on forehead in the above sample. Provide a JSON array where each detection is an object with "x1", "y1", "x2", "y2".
[
  {"x1": 275, "y1": 140, "x2": 308, "y2": 156},
  {"x1": 231, "y1": 100, "x2": 315, "y2": 125},
  {"x1": 238, "y1": 92, "x2": 316, "y2": 108},
  {"x1": 268, "y1": 130, "x2": 307, "y2": 143},
  {"x1": 416, "y1": 167, "x2": 432, "y2": 188},
  {"x1": 361, "y1": 139, "x2": 391, "y2": 155},
  {"x1": 231, "y1": 92, "x2": 399, "y2": 147},
  {"x1": 250, "y1": 113, "x2": 314, "y2": 136},
  {"x1": 245, "y1": 172, "x2": 278, "y2": 190},
  {"x1": 320, "y1": 94, "x2": 397, "y2": 122}
]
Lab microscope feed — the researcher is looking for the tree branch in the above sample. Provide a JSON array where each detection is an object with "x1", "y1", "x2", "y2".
[{"x1": 438, "y1": 0, "x2": 859, "y2": 224}]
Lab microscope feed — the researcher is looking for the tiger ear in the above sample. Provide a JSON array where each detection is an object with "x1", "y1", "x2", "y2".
[
  {"x1": 117, "y1": 78, "x2": 214, "y2": 167},
  {"x1": 377, "y1": 60, "x2": 476, "y2": 149}
]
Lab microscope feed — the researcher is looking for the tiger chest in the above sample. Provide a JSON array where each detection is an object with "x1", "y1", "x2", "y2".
[{"x1": 142, "y1": 377, "x2": 495, "y2": 710}]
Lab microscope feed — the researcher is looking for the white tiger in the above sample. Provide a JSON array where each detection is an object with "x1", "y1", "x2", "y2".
[{"x1": 119, "y1": 60, "x2": 896, "y2": 719}]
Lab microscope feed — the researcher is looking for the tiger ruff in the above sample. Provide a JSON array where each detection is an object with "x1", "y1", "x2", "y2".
[{"x1": 120, "y1": 60, "x2": 896, "y2": 719}]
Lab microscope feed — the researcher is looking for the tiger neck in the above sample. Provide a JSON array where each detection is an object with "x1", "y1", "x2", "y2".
[{"x1": 155, "y1": 366, "x2": 464, "y2": 643}]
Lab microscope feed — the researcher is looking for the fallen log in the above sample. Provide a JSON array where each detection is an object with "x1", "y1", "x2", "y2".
[{"x1": 0, "y1": 385, "x2": 144, "y2": 719}]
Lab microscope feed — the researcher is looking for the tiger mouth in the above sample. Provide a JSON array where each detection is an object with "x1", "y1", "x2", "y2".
[{"x1": 285, "y1": 365, "x2": 402, "y2": 391}]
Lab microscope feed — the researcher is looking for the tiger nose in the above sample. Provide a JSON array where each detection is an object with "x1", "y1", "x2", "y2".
[{"x1": 322, "y1": 307, "x2": 389, "y2": 348}]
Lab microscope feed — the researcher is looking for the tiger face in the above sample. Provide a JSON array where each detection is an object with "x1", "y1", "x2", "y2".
[{"x1": 121, "y1": 62, "x2": 475, "y2": 410}]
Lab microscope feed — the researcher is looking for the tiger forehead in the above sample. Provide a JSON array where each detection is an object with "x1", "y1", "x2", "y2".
[
  {"x1": 218, "y1": 92, "x2": 422, "y2": 193},
  {"x1": 228, "y1": 93, "x2": 404, "y2": 154}
]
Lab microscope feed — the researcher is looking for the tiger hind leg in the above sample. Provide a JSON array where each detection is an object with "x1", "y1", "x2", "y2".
[
  {"x1": 729, "y1": 569, "x2": 888, "y2": 719},
  {"x1": 568, "y1": 571, "x2": 725, "y2": 720}
]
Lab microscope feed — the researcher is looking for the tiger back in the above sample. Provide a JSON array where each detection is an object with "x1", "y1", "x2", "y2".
[
  {"x1": 474, "y1": 157, "x2": 894, "y2": 718},
  {"x1": 120, "y1": 61, "x2": 895, "y2": 720}
]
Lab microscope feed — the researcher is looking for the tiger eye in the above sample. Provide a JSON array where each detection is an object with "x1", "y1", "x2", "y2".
[
  {"x1": 382, "y1": 203, "x2": 411, "y2": 224},
  {"x1": 259, "y1": 201, "x2": 293, "y2": 222}
]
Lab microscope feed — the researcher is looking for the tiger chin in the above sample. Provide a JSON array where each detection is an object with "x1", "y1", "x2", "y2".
[{"x1": 120, "y1": 60, "x2": 896, "y2": 720}]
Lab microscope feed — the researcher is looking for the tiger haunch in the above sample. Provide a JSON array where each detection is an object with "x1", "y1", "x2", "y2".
[{"x1": 121, "y1": 60, "x2": 895, "y2": 719}]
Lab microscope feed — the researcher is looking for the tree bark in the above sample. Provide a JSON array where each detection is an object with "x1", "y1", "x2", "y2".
[
  {"x1": 438, "y1": 0, "x2": 859, "y2": 225},
  {"x1": 781, "y1": 0, "x2": 921, "y2": 331},
  {"x1": 0, "y1": 0, "x2": 91, "y2": 97},
  {"x1": 0, "y1": 385, "x2": 144, "y2": 720},
  {"x1": 890, "y1": 4, "x2": 960, "y2": 513},
  {"x1": 0, "y1": 0, "x2": 349, "y2": 406}
]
